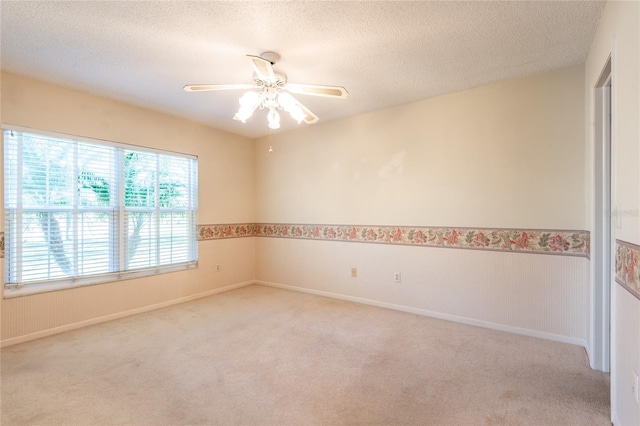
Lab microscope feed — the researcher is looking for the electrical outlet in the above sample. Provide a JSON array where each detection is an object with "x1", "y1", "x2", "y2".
[
  {"x1": 216, "y1": 264, "x2": 220, "y2": 272},
  {"x1": 634, "y1": 370, "x2": 639, "y2": 404},
  {"x1": 351, "y1": 268, "x2": 357, "y2": 278},
  {"x1": 394, "y1": 272, "x2": 401, "y2": 283}
]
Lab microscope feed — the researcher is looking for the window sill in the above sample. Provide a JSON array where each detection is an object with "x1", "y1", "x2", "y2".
[{"x1": 3, "y1": 261, "x2": 198, "y2": 299}]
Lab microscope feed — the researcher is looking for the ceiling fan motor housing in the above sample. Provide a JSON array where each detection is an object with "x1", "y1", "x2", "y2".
[{"x1": 261, "y1": 51, "x2": 280, "y2": 65}]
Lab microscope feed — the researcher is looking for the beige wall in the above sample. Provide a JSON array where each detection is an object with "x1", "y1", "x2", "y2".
[
  {"x1": 0, "y1": 72, "x2": 256, "y2": 344},
  {"x1": 585, "y1": 1, "x2": 640, "y2": 424},
  {"x1": 256, "y1": 65, "x2": 585, "y2": 229},
  {"x1": 255, "y1": 66, "x2": 589, "y2": 345}
]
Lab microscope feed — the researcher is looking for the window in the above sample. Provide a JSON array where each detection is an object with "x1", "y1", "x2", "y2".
[{"x1": 3, "y1": 128, "x2": 198, "y2": 296}]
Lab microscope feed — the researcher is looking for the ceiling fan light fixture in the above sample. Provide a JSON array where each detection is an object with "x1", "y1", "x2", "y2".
[
  {"x1": 278, "y1": 92, "x2": 296, "y2": 111},
  {"x1": 239, "y1": 91, "x2": 261, "y2": 108},
  {"x1": 234, "y1": 105, "x2": 255, "y2": 122},
  {"x1": 278, "y1": 92, "x2": 304, "y2": 124},
  {"x1": 267, "y1": 108, "x2": 280, "y2": 130},
  {"x1": 235, "y1": 90, "x2": 262, "y2": 122}
]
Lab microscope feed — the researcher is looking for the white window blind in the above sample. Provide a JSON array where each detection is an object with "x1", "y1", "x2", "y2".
[{"x1": 4, "y1": 128, "x2": 198, "y2": 296}]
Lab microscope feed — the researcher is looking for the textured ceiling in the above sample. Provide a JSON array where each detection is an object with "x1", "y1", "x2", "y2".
[{"x1": 1, "y1": 1, "x2": 604, "y2": 138}]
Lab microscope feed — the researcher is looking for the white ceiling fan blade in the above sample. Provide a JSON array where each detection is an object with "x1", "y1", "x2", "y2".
[
  {"x1": 295, "y1": 100, "x2": 319, "y2": 124},
  {"x1": 247, "y1": 54, "x2": 276, "y2": 82},
  {"x1": 183, "y1": 84, "x2": 254, "y2": 92},
  {"x1": 286, "y1": 83, "x2": 348, "y2": 99}
]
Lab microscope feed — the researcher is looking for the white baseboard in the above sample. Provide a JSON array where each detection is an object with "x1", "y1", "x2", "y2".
[
  {"x1": 0, "y1": 280, "x2": 254, "y2": 348},
  {"x1": 612, "y1": 411, "x2": 619, "y2": 426},
  {"x1": 585, "y1": 340, "x2": 594, "y2": 367},
  {"x1": 256, "y1": 280, "x2": 588, "y2": 349}
]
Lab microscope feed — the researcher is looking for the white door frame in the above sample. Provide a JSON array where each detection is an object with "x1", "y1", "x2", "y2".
[{"x1": 591, "y1": 57, "x2": 612, "y2": 373}]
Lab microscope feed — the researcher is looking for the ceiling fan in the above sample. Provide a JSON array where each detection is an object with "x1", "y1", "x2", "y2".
[{"x1": 183, "y1": 52, "x2": 348, "y2": 130}]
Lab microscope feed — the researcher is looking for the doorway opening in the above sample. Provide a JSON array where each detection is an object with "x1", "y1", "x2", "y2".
[{"x1": 592, "y1": 56, "x2": 612, "y2": 373}]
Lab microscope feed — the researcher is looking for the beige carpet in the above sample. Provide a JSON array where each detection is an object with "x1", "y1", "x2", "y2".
[{"x1": 1, "y1": 284, "x2": 609, "y2": 425}]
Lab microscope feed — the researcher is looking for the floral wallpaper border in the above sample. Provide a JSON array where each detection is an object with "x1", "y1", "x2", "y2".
[
  {"x1": 198, "y1": 223, "x2": 256, "y2": 241},
  {"x1": 615, "y1": 240, "x2": 640, "y2": 301},
  {"x1": 197, "y1": 223, "x2": 590, "y2": 258}
]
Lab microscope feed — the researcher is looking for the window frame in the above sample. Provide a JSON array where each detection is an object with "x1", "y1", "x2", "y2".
[{"x1": 2, "y1": 125, "x2": 199, "y2": 298}]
